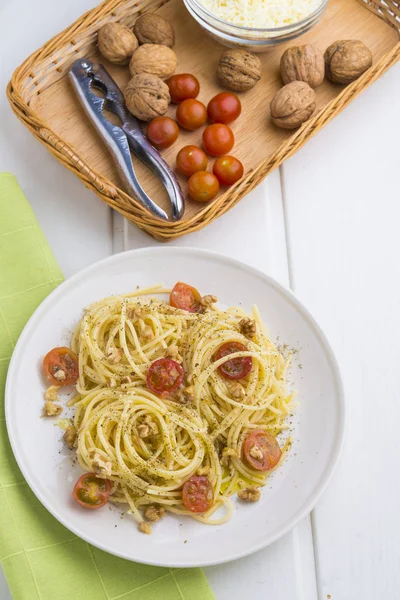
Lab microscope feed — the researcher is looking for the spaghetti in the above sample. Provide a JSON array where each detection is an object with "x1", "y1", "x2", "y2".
[{"x1": 45, "y1": 284, "x2": 294, "y2": 532}]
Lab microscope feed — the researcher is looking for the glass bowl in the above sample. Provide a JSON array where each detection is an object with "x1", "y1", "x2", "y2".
[{"x1": 183, "y1": 0, "x2": 329, "y2": 51}]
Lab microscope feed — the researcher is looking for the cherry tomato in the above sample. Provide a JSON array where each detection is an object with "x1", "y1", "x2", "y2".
[
  {"x1": 73, "y1": 473, "x2": 111, "y2": 509},
  {"x1": 147, "y1": 116, "x2": 179, "y2": 149},
  {"x1": 176, "y1": 99, "x2": 207, "y2": 131},
  {"x1": 188, "y1": 171, "x2": 219, "y2": 203},
  {"x1": 43, "y1": 347, "x2": 79, "y2": 386},
  {"x1": 147, "y1": 358, "x2": 184, "y2": 396},
  {"x1": 213, "y1": 341, "x2": 252, "y2": 380},
  {"x1": 167, "y1": 73, "x2": 200, "y2": 103},
  {"x1": 207, "y1": 92, "x2": 242, "y2": 124},
  {"x1": 176, "y1": 145, "x2": 208, "y2": 177},
  {"x1": 170, "y1": 282, "x2": 203, "y2": 313},
  {"x1": 202, "y1": 124, "x2": 234, "y2": 157},
  {"x1": 213, "y1": 156, "x2": 244, "y2": 186},
  {"x1": 182, "y1": 475, "x2": 213, "y2": 513},
  {"x1": 243, "y1": 429, "x2": 282, "y2": 471}
]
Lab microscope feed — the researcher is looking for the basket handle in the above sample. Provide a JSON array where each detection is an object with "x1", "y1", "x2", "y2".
[{"x1": 39, "y1": 127, "x2": 118, "y2": 199}]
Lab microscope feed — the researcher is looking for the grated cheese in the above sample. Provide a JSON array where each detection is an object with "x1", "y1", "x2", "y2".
[{"x1": 198, "y1": 0, "x2": 322, "y2": 29}]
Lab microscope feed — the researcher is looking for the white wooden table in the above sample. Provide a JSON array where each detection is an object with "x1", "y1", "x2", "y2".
[{"x1": 0, "y1": 1, "x2": 399, "y2": 598}]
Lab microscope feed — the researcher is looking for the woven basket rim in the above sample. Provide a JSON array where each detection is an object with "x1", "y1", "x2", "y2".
[{"x1": 7, "y1": 0, "x2": 400, "y2": 240}]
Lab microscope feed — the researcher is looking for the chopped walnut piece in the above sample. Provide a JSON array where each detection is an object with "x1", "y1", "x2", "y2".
[
  {"x1": 108, "y1": 377, "x2": 117, "y2": 388},
  {"x1": 127, "y1": 307, "x2": 145, "y2": 320},
  {"x1": 53, "y1": 368, "x2": 66, "y2": 381},
  {"x1": 63, "y1": 425, "x2": 77, "y2": 449},
  {"x1": 197, "y1": 465, "x2": 211, "y2": 476},
  {"x1": 144, "y1": 415, "x2": 159, "y2": 435},
  {"x1": 237, "y1": 487, "x2": 260, "y2": 502},
  {"x1": 144, "y1": 504, "x2": 165, "y2": 522},
  {"x1": 43, "y1": 401, "x2": 63, "y2": 417},
  {"x1": 176, "y1": 386, "x2": 195, "y2": 405},
  {"x1": 107, "y1": 347, "x2": 123, "y2": 364},
  {"x1": 249, "y1": 445, "x2": 264, "y2": 461},
  {"x1": 139, "y1": 521, "x2": 152, "y2": 535},
  {"x1": 166, "y1": 344, "x2": 182, "y2": 361},
  {"x1": 89, "y1": 450, "x2": 112, "y2": 478},
  {"x1": 229, "y1": 382, "x2": 245, "y2": 400},
  {"x1": 138, "y1": 423, "x2": 150, "y2": 438},
  {"x1": 221, "y1": 447, "x2": 238, "y2": 467},
  {"x1": 141, "y1": 325, "x2": 154, "y2": 341},
  {"x1": 45, "y1": 386, "x2": 59, "y2": 402},
  {"x1": 239, "y1": 317, "x2": 256, "y2": 339},
  {"x1": 200, "y1": 295, "x2": 218, "y2": 310}
]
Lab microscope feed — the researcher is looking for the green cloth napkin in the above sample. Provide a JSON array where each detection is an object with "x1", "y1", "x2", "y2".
[{"x1": 0, "y1": 173, "x2": 215, "y2": 600}]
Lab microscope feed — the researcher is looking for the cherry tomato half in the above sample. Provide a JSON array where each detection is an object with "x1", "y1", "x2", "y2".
[
  {"x1": 213, "y1": 156, "x2": 244, "y2": 186},
  {"x1": 188, "y1": 171, "x2": 219, "y2": 203},
  {"x1": 147, "y1": 358, "x2": 184, "y2": 396},
  {"x1": 170, "y1": 282, "x2": 203, "y2": 313},
  {"x1": 176, "y1": 145, "x2": 208, "y2": 177},
  {"x1": 73, "y1": 473, "x2": 111, "y2": 509},
  {"x1": 167, "y1": 73, "x2": 200, "y2": 103},
  {"x1": 147, "y1": 116, "x2": 179, "y2": 149},
  {"x1": 182, "y1": 475, "x2": 213, "y2": 513},
  {"x1": 176, "y1": 99, "x2": 207, "y2": 131},
  {"x1": 207, "y1": 92, "x2": 242, "y2": 124},
  {"x1": 202, "y1": 124, "x2": 234, "y2": 157},
  {"x1": 43, "y1": 347, "x2": 79, "y2": 386},
  {"x1": 213, "y1": 341, "x2": 252, "y2": 380},
  {"x1": 243, "y1": 429, "x2": 282, "y2": 471}
]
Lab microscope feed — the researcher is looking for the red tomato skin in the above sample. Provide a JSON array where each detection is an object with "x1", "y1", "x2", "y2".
[
  {"x1": 182, "y1": 475, "x2": 213, "y2": 513},
  {"x1": 176, "y1": 99, "x2": 207, "y2": 131},
  {"x1": 170, "y1": 282, "x2": 203, "y2": 313},
  {"x1": 213, "y1": 341, "x2": 252, "y2": 380},
  {"x1": 188, "y1": 171, "x2": 219, "y2": 203},
  {"x1": 147, "y1": 358, "x2": 184, "y2": 396},
  {"x1": 243, "y1": 430, "x2": 282, "y2": 472},
  {"x1": 207, "y1": 92, "x2": 242, "y2": 124},
  {"x1": 167, "y1": 74, "x2": 200, "y2": 103},
  {"x1": 176, "y1": 145, "x2": 208, "y2": 177},
  {"x1": 147, "y1": 117, "x2": 179, "y2": 149},
  {"x1": 43, "y1": 347, "x2": 79, "y2": 386},
  {"x1": 72, "y1": 473, "x2": 111, "y2": 509},
  {"x1": 213, "y1": 156, "x2": 244, "y2": 186},
  {"x1": 202, "y1": 124, "x2": 234, "y2": 157}
]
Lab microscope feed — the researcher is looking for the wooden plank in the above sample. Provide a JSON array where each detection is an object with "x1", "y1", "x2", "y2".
[{"x1": 281, "y1": 62, "x2": 400, "y2": 600}]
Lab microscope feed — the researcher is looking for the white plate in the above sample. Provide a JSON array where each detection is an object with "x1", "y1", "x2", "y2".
[{"x1": 5, "y1": 247, "x2": 345, "y2": 567}]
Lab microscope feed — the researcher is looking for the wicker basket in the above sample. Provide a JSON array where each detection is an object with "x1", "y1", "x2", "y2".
[{"x1": 7, "y1": 0, "x2": 400, "y2": 241}]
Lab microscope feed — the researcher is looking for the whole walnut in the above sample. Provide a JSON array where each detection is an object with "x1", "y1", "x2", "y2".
[
  {"x1": 325, "y1": 40, "x2": 372, "y2": 84},
  {"x1": 280, "y1": 44, "x2": 324, "y2": 88},
  {"x1": 98, "y1": 22, "x2": 138, "y2": 65},
  {"x1": 271, "y1": 81, "x2": 316, "y2": 129},
  {"x1": 134, "y1": 13, "x2": 175, "y2": 47},
  {"x1": 217, "y1": 49, "x2": 262, "y2": 92},
  {"x1": 129, "y1": 44, "x2": 177, "y2": 80},
  {"x1": 124, "y1": 73, "x2": 171, "y2": 122}
]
